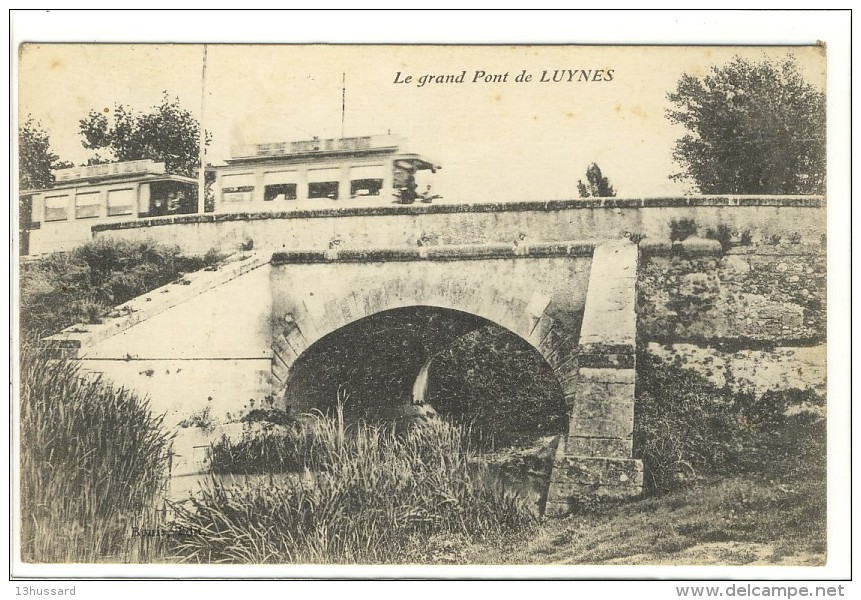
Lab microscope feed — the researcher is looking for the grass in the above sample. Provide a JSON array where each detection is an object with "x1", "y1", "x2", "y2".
[
  {"x1": 169, "y1": 408, "x2": 539, "y2": 564},
  {"x1": 466, "y1": 471, "x2": 825, "y2": 565},
  {"x1": 19, "y1": 346, "x2": 175, "y2": 563},
  {"x1": 17, "y1": 238, "x2": 224, "y2": 562}
]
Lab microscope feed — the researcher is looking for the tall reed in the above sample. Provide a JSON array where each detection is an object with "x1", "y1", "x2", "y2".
[
  {"x1": 19, "y1": 347, "x2": 175, "y2": 562},
  {"x1": 174, "y1": 412, "x2": 537, "y2": 563}
]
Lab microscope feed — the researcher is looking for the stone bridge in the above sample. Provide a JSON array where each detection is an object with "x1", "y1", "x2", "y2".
[{"x1": 44, "y1": 195, "x2": 826, "y2": 515}]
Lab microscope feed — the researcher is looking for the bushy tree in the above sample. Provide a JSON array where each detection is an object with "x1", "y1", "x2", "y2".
[
  {"x1": 18, "y1": 118, "x2": 73, "y2": 253},
  {"x1": 577, "y1": 163, "x2": 616, "y2": 198},
  {"x1": 667, "y1": 55, "x2": 825, "y2": 194},
  {"x1": 79, "y1": 92, "x2": 209, "y2": 177},
  {"x1": 19, "y1": 117, "x2": 72, "y2": 190}
]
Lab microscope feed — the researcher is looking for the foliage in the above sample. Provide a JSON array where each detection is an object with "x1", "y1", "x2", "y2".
[
  {"x1": 178, "y1": 405, "x2": 215, "y2": 431},
  {"x1": 18, "y1": 118, "x2": 74, "y2": 254},
  {"x1": 705, "y1": 223, "x2": 734, "y2": 252},
  {"x1": 18, "y1": 117, "x2": 73, "y2": 191},
  {"x1": 175, "y1": 416, "x2": 538, "y2": 563},
  {"x1": 667, "y1": 55, "x2": 825, "y2": 194},
  {"x1": 577, "y1": 162, "x2": 616, "y2": 198},
  {"x1": 19, "y1": 346, "x2": 174, "y2": 562},
  {"x1": 18, "y1": 238, "x2": 223, "y2": 341},
  {"x1": 669, "y1": 217, "x2": 698, "y2": 241},
  {"x1": 634, "y1": 351, "x2": 825, "y2": 493},
  {"x1": 284, "y1": 310, "x2": 568, "y2": 448},
  {"x1": 79, "y1": 92, "x2": 210, "y2": 178},
  {"x1": 427, "y1": 327, "x2": 568, "y2": 448}
]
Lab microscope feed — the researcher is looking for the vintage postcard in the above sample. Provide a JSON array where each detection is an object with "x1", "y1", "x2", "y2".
[{"x1": 9, "y1": 11, "x2": 851, "y2": 584}]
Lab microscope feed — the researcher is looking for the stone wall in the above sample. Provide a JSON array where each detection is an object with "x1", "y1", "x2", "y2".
[
  {"x1": 639, "y1": 243, "x2": 826, "y2": 345},
  {"x1": 88, "y1": 196, "x2": 824, "y2": 256},
  {"x1": 638, "y1": 229, "x2": 827, "y2": 399}
]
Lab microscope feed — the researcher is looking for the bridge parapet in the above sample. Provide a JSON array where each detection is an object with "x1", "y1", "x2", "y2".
[{"x1": 87, "y1": 195, "x2": 825, "y2": 257}]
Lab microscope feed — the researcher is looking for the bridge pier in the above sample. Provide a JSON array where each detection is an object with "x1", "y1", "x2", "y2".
[{"x1": 546, "y1": 240, "x2": 643, "y2": 515}]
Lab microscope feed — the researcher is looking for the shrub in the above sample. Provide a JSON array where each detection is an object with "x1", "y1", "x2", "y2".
[
  {"x1": 178, "y1": 405, "x2": 215, "y2": 431},
  {"x1": 19, "y1": 239, "x2": 224, "y2": 341},
  {"x1": 635, "y1": 352, "x2": 826, "y2": 494},
  {"x1": 19, "y1": 347, "x2": 174, "y2": 562},
  {"x1": 178, "y1": 415, "x2": 538, "y2": 563},
  {"x1": 427, "y1": 327, "x2": 568, "y2": 448},
  {"x1": 705, "y1": 223, "x2": 734, "y2": 252},
  {"x1": 669, "y1": 218, "x2": 698, "y2": 242}
]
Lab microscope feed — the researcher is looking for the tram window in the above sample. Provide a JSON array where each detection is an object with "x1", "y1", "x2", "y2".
[
  {"x1": 264, "y1": 184, "x2": 297, "y2": 201},
  {"x1": 308, "y1": 181, "x2": 339, "y2": 200},
  {"x1": 221, "y1": 173, "x2": 255, "y2": 204},
  {"x1": 75, "y1": 192, "x2": 101, "y2": 219},
  {"x1": 350, "y1": 178, "x2": 384, "y2": 197},
  {"x1": 107, "y1": 188, "x2": 135, "y2": 216},
  {"x1": 44, "y1": 195, "x2": 69, "y2": 222}
]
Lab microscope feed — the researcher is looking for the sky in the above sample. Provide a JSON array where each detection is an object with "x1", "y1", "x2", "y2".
[{"x1": 18, "y1": 43, "x2": 825, "y2": 202}]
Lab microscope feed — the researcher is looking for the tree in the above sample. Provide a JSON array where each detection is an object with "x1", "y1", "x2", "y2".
[
  {"x1": 18, "y1": 118, "x2": 73, "y2": 253},
  {"x1": 79, "y1": 92, "x2": 209, "y2": 177},
  {"x1": 577, "y1": 163, "x2": 616, "y2": 197},
  {"x1": 667, "y1": 55, "x2": 825, "y2": 194},
  {"x1": 19, "y1": 117, "x2": 72, "y2": 190}
]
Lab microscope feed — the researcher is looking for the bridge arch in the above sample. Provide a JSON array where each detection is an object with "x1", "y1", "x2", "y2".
[{"x1": 269, "y1": 281, "x2": 583, "y2": 412}]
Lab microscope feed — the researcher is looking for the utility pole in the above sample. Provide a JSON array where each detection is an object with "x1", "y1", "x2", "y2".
[
  {"x1": 198, "y1": 44, "x2": 207, "y2": 214},
  {"x1": 341, "y1": 72, "x2": 346, "y2": 139}
]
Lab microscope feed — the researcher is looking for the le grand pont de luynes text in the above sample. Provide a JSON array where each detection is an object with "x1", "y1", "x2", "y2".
[{"x1": 394, "y1": 68, "x2": 615, "y2": 88}]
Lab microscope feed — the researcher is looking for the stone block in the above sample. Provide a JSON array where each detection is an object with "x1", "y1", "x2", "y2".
[
  {"x1": 639, "y1": 238, "x2": 673, "y2": 256},
  {"x1": 575, "y1": 379, "x2": 635, "y2": 404},
  {"x1": 577, "y1": 367, "x2": 636, "y2": 384},
  {"x1": 337, "y1": 295, "x2": 359, "y2": 325},
  {"x1": 569, "y1": 415, "x2": 634, "y2": 440},
  {"x1": 362, "y1": 287, "x2": 387, "y2": 317},
  {"x1": 677, "y1": 237, "x2": 723, "y2": 256},
  {"x1": 283, "y1": 327, "x2": 309, "y2": 357},
  {"x1": 527, "y1": 314, "x2": 556, "y2": 348},
  {"x1": 578, "y1": 352, "x2": 635, "y2": 369},
  {"x1": 559, "y1": 373, "x2": 580, "y2": 397},
  {"x1": 382, "y1": 278, "x2": 403, "y2": 306},
  {"x1": 272, "y1": 333, "x2": 299, "y2": 362},
  {"x1": 323, "y1": 298, "x2": 348, "y2": 332},
  {"x1": 569, "y1": 396, "x2": 635, "y2": 439},
  {"x1": 551, "y1": 456, "x2": 644, "y2": 487},
  {"x1": 564, "y1": 435, "x2": 633, "y2": 458},
  {"x1": 545, "y1": 455, "x2": 644, "y2": 517},
  {"x1": 544, "y1": 334, "x2": 580, "y2": 371}
]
